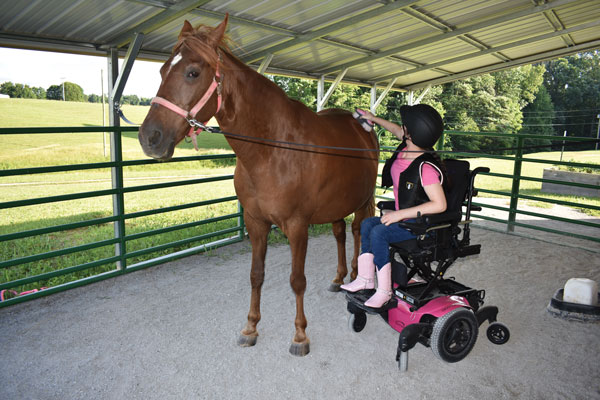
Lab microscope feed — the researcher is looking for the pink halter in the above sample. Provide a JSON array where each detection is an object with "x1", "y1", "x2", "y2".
[{"x1": 151, "y1": 62, "x2": 222, "y2": 151}]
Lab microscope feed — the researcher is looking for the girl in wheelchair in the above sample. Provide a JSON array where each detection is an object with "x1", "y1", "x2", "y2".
[{"x1": 341, "y1": 104, "x2": 447, "y2": 309}]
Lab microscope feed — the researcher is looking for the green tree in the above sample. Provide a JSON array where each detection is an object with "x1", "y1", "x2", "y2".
[
  {"x1": 46, "y1": 82, "x2": 85, "y2": 101},
  {"x1": 270, "y1": 76, "x2": 318, "y2": 110},
  {"x1": 1, "y1": 81, "x2": 45, "y2": 99},
  {"x1": 0, "y1": 81, "x2": 16, "y2": 97},
  {"x1": 46, "y1": 84, "x2": 63, "y2": 100},
  {"x1": 440, "y1": 65, "x2": 545, "y2": 153},
  {"x1": 122, "y1": 94, "x2": 140, "y2": 105},
  {"x1": 63, "y1": 82, "x2": 86, "y2": 102},
  {"x1": 543, "y1": 52, "x2": 600, "y2": 148},
  {"x1": 521, "y1": 84, "x2": 554, "y2": 153}
]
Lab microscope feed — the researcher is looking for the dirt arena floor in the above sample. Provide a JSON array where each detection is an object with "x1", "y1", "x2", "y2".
[{"x1": 1, "y1": 224, "x2": 599, "y2": 399}]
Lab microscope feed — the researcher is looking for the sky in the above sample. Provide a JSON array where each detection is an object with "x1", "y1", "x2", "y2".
[{"x1": 0, "y1": 47, "x2": 162, "y2": 98}]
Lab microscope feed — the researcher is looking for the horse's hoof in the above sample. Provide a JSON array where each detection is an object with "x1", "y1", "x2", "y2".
[
  {"x1": 238, "y1": 333, "x2": 258, "y2": 347},
  {"x1": 328, "y1": 283, "x2": 342, "y2": 292},
  {"x1": 289, "y1": 340, "x2": 310, "y2": 357}
]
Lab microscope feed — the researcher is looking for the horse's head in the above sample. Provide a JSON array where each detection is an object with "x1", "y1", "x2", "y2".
[{"x1": 139, "y1": 16, "x2": 228, "y2": 160}]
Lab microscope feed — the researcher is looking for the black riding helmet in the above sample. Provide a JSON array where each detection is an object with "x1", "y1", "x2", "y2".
[{"x1": 399, "y1": 104, "x2": 444, "y2": 148}]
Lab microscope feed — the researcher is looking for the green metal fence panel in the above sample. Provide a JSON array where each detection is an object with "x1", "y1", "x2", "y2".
[
  {"x1": 1, "y1": 126, "x2": 598, "y2": 307},
  {"x1": 378, "y1": 130, "x2": 599, "y2": 249},
  {"x1": 0, "y1": 126, "x2": 243, "y2": 308}
]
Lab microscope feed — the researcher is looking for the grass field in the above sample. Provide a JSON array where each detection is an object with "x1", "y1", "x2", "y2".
[{"x1": 1, "y1": 98, "x2": 599, "y2": 293}]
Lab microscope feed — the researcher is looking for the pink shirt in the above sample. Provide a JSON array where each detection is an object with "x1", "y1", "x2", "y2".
[{"x1": 391, "y1": 150, "x2": 442, "y2": 210}]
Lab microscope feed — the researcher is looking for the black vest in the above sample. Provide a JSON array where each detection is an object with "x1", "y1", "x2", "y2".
[{"x1": 381, "y1": 143, "x2": 444, "y2": 210}]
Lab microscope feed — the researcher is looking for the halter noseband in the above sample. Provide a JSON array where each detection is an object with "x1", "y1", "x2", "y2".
[{"x1": 151, "y1": 59, "x2": 222, "y2": 151}]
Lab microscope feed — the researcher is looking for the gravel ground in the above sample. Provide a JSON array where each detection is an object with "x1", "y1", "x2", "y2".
[{"x1": 1, "y1": 225, "x2": 599, "y2": 399}]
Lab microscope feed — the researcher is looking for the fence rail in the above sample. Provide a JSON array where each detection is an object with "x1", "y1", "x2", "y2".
[{"x1": 1, "y1": 127, "x2": 599, "y2": 307}]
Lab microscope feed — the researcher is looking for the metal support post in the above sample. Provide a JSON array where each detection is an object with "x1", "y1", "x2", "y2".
[
  {"x1": 107, "y1": 48, "x2": 126, "y2": 270},
  {"x1": 507, "y1": 134, "x2": 524, "y2": 232},
  {"x1": 317, "y1": 76, "x2": 325, "y2": 111}
]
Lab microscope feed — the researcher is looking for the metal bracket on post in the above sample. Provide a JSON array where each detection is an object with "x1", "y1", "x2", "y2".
[
  {"x1": 257, "y1": 53, "x2": 274, "y2": 75},
  {"x1": 370, "y1": 78, "x2": 397, "y2": 113},
  {"x1": 317, "y1": 68, "x2": 348, "y2": 111},
  {"x1": 413, "y1": 85, "x2": 431, "y2": 105},
  {"x1": 110, "y1": 32, "x2": 145, "y2": 108}
]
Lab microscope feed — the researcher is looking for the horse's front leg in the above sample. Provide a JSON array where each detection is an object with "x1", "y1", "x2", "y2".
[
  {"x1": 238, "y1": 213, "x2": 271, "y2": 347},
  {"x1": 329, "y1": 219, "x2": 347, "y2": 292},
  {"x1": 285, "y1": 221, "x2": 310, "y2": 356}
]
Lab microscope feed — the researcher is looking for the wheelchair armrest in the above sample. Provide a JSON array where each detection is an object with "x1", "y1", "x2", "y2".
[
  {"x1": 422, "y1": 210, "x2": 462, "y2": 225},
  {"x1": 377, "y1": 201, "x2": 395, "y2": 211},
  {"x1": 396, "y1": 210, "x2": 462, "y2": 235}
]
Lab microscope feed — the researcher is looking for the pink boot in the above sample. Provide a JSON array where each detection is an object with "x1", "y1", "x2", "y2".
[
  {"x1": 364, "y1": 263, "x2": 392, "y2": 308},
  {"x1": 341, "y1": 253, "x2": 375, "y2": 292}
]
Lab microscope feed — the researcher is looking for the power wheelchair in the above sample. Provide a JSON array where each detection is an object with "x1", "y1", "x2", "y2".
[{"x1": 345, "y1": 159, "x2": 510, "y2": 371}]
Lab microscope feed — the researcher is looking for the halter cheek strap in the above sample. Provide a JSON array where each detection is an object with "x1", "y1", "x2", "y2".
[{"x1": 151, "y1": 62, "x2": 222, "y2": 151}]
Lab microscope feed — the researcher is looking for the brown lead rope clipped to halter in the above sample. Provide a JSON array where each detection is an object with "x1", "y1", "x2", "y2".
[
  {"x1": 115, "y1": 102, "x2": 141, "y2": 126},
  {"x1": 187, "y1": 123, "x2": 600, "y2": 156}
]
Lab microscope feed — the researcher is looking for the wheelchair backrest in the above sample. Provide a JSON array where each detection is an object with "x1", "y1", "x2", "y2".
[{"x1": 442, "y1": 159, "x2": 471, "y2": 214}]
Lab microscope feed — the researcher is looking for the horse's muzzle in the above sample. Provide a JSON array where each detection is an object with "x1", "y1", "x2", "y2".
[{"x1": 139, "y1": 122, "x2": 176, "y2": 160}]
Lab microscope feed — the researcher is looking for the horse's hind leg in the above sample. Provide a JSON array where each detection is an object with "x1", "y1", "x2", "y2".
[
  {"x1": 350, "y1": 199, "x2": 375, "y2": 280},
  {"x1": 329, "y1": 219, "x2": 347, "y2": 292},
  {"x1": 238, "y1": 212, "x2": 270, "y2": 347}
]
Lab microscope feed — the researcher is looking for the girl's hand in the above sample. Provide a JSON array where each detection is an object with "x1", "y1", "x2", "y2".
[
  {"x1": 381, "y1": 210, "x2": 404, "y2": 226},
  {"x1": 362, "y1": 110, "x2": 375, "y2": 121}
]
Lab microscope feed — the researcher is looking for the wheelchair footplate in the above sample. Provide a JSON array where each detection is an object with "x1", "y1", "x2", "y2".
[{"x1": 345, "y1": 289, "x2": 398, "y2": 315}]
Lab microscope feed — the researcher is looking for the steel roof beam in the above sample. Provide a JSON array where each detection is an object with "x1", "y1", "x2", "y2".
[
  {"x1": 373, "y1": 18, "x2": 600, "y2": 84},
  {"x1": 319, "y1": 0, "x2": 579, "y2": 75},
  {"x1": 105, "y1": 0, "x2": 211, "y2": 48},
  {"x1": 241, "y1": 0, "x2": 422, "y2": 64},
  {"x1": 403, "y1": 38, "x2": 600, "y2": 90},
  {"x1": 403, "y1": 6, "x2": 512, "y2": 63},
  {"x1": 191, "y1": 8, "x2": 382, "y2": 56},
  {"x1": 542, "y1": 9, "x2": 575, "y2": 46}
]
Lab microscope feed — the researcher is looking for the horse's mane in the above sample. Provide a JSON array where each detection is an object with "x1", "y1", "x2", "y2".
[{"x1": 173, "y1": 24, "x2": 232, "y2": 69}]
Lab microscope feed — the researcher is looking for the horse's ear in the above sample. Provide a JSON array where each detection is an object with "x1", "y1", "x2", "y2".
[
  {"x1": 209, "y1": 13, "x2": 228, "y2": 47},
  {"x1": 178, "y1": 20, "x2": 195, "y2": 40}
]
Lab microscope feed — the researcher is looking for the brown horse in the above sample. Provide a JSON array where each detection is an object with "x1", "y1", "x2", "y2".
[{"x1": 138, "y1": 15, "x2": 379, "y2": 356}]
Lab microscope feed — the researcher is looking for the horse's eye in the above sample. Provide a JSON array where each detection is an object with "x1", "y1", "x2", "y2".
[{"x1": 187, "y1": 71, "x2": 199, "y2": 78}]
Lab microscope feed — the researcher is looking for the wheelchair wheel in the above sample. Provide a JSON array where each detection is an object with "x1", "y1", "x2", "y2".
[
  {"x1": 431, "y1": 308, "x2": 478, "y2": 363},
  {"x1": 348, "y1": 311, "x2": 367, "y2": 333},
  {"x1": 487, "y1": 322, "x2": 510, "y2": 345}
]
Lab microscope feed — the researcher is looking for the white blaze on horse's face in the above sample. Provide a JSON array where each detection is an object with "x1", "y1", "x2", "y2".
[{"x1": 166, "y1": 53, "x2": 183, "y2": 76}]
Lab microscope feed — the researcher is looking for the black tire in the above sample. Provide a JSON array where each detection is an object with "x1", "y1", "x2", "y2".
[
  {"x1": 431, "y1": 308, "x2": 478, "y2": 363},
  {"x1": 487, "y1": 322, "x2": 510, "y2": 345},
  {"x1": 348, "y1": 311, "x2": 367, "y2": 333}
]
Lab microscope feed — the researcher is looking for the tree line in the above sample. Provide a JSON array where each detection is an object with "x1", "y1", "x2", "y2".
[
  {"x1": 0, "y1": 81, "x2": 152, "y2": 105},
  {"x1": 269, "y1": 52, "x2": 599, "y2": 153},
  {"x1": 1, "y1": 52, "x2": 598, "y2": 153}
]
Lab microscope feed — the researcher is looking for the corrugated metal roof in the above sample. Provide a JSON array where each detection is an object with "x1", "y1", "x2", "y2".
[{"x1": 1, "y1": 0, "x2": 599, "y2": 91}]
